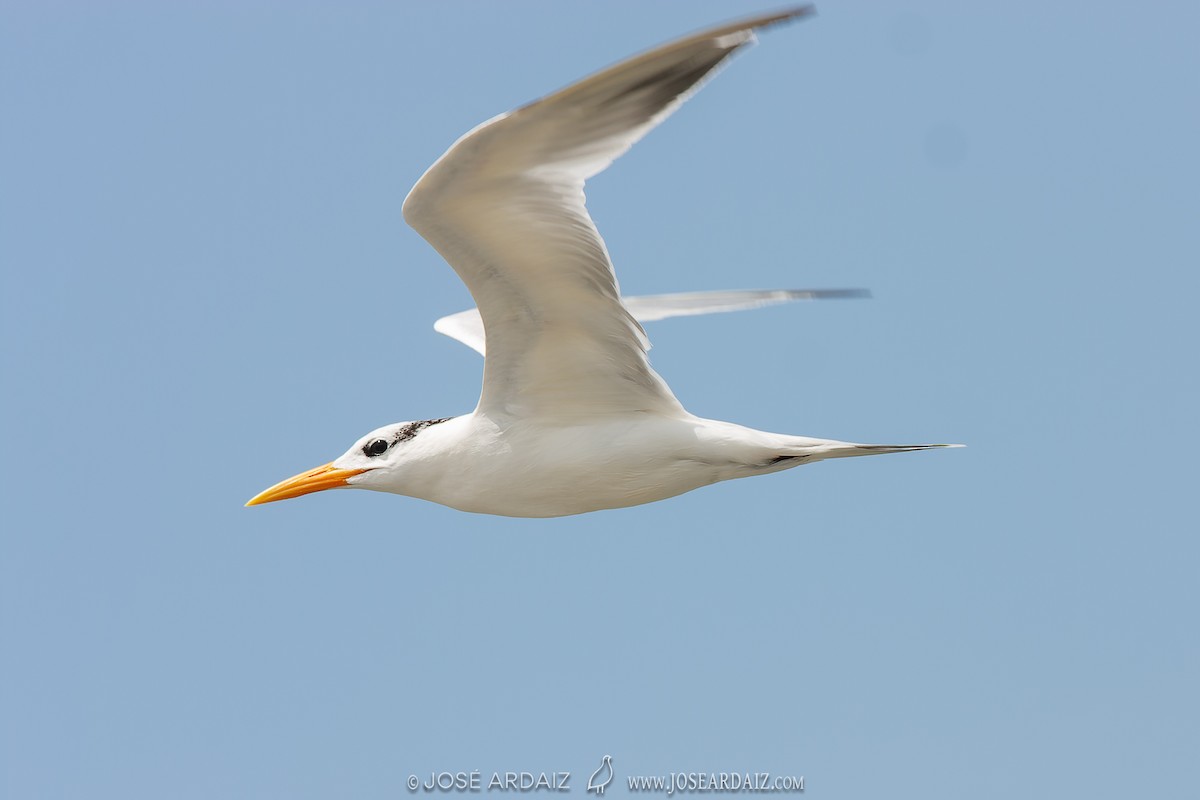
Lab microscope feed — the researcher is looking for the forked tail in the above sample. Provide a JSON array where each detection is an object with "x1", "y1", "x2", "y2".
[
  {"x1": 755, "y1": 438, "x2": 963, "y2": 474},
  {"x1": 815, "y1": 442, "x2": 964, "y2": 460}
]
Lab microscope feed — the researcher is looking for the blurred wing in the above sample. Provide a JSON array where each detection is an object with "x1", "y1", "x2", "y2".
[
  {"x1": 621, "y1": 287, "x2": 868, "y2": 322},
  {"x1": 403, "y1": 7, "x2": 814, "y2": 420},
  {"x1": 433, "y1": 310, "x2": 489, "y2": 357},
  {"x1": 435, "y1": 288, "x2": 868, "y2": 356}
]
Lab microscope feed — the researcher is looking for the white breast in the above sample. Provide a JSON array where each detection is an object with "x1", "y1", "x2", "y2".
[{"x1": 393, "y1": 414, "x2": 755, "y2": 517}]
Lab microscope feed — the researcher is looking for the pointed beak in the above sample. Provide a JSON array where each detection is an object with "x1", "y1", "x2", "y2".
[{"x1": 245, "y1": 462, "x2": 369, "y2": 507}]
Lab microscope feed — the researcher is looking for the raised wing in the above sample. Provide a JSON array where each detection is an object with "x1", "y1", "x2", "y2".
[
  {"x1": 434, "y1": 288, "x2": 868, "y2": 356},
  {"x1": 403, "y1": 7, "x2": 815, "y2": 420}
]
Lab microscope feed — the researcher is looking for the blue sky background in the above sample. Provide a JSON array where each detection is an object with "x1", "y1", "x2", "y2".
[{"x1": 2, "y1": 1, "x2": 1197, "y2": 798}]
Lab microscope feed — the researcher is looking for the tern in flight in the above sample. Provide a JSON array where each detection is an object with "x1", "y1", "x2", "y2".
[{"x1": 247, "y1": 6, "x2": 960, "y2": 517}]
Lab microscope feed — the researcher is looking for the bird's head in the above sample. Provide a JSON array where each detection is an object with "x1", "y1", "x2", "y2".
[{"x1": 245, "y1": 417, "x2": 456, "y2": 506}]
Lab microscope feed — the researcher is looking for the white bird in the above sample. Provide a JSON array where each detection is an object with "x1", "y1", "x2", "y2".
[
  {"x1": 247, "y1": 6, "x2": 960, "y2": 518},
  {"x1": 588, "y1": 755, "x2": 614, "y2": 795}
]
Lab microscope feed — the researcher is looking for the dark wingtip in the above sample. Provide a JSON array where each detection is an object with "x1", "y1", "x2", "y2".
[
  {"x1": 784, "y1": 288, "x2": 872, "y2": 300},
  {"x1": 722, "y1": 5, "x2": 818, "y2": 39},
  {"x1": 764, "y1": 5, "x2": 819, "y2": 26}
]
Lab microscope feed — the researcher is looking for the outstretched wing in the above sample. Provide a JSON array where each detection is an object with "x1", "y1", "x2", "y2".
[
  {"x1": 402, "y1": 7, "x2": 814, "y2": 421},
  {"x1": 434, "y1": 288, "x2": 867, "y2": 356}
]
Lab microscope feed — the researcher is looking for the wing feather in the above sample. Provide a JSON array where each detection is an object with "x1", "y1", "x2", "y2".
[
  {"x1": 434, "y1": 288, "x2": 868, "y2": 356},
  {"x1": 403, "y1": 7, "x2": 815, "y2": 420}
]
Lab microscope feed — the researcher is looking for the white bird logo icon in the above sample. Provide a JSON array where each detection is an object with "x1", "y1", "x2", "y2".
[{"x1": 587, "y1": 755, "x2": 614, "y2": 795}]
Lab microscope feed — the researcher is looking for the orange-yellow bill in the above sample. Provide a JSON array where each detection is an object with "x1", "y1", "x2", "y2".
[{"x1": 245, "y1": 463, "x2": 368, "y2": 507}]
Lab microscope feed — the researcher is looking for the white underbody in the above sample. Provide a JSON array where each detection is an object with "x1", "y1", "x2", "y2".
[{"x1": 341, "y1": 413, "x2": 877, "y2": 518}]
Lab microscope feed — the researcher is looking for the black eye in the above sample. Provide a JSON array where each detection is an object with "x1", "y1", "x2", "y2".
[{"x1": 363, "y1": 438, "x2": 389, "y2": 457}]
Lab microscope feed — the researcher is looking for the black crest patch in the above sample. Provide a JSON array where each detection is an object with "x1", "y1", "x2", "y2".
[{"x1": 391, "y1": 417, "x2": 452, "y2": 446}]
